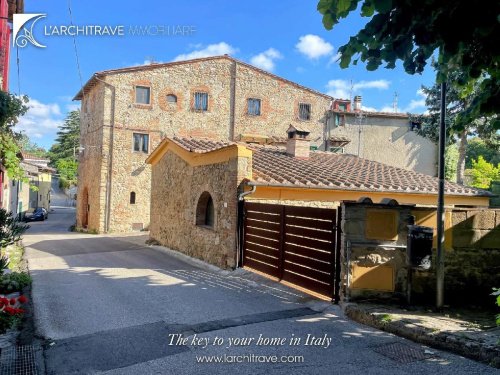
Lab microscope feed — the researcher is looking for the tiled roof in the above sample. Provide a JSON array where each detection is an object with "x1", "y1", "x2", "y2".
[
  {"x1": 164, "y1": 137, "x2": 491, "y2": 197},
  {"x1": 248, "y1": 145, "x2": 490, "y2": 197},
  {"x1": 171, "y1": 137, "x2": 236, "y2": 153},
  {"x1": 21, "y1": 152, "x2": 48, "y2": 161},
  {"x1": 74, "y1": 55, "x2": 332, "y2": 100}
]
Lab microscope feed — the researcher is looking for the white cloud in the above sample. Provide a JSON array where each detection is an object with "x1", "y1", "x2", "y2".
[
  {"x1": 15, "y1": 98, "x2": 64, "y2": 145},
  {"x1": 325, "y1": 79, "x2": 391, "y2": 99},
  {"x1": 399, "y1": 89, "x2": 428, "y2": 113},
  {"x1": 380, "y1": 106, "x2": 396, "y2": 113},
  {"x1": 296, "y1": 35, "x2": 334, "y2": 60},
  {"x1": 173, "y1": 42, "x2": 237, "y2": 61},
  {"x1": 361, "y1": 105, "x2": 378, "y2": 112},
  {"x1": 250, "y1": 48, "x2": 283, "y2": 72}
]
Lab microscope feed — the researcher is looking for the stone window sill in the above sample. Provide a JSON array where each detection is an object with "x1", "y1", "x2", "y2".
[
  {"x1": 133, "y1": 103, "x2": 153, "y2": 109},
  {"x1": 196, "y1": 224, "x2": 215, "y2": 231}
]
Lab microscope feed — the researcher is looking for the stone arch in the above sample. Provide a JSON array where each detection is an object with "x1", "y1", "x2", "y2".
[
  {"x1": 195, "y1": 191, "x2": 215, "y2": 227},
  {"x1": 81, "y1": 187, "x2": 89, "y2": 228}
]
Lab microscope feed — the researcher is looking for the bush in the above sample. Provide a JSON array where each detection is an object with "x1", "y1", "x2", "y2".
[{"x1": 0, "y1": 272, "x2": 32, "y2": 294}]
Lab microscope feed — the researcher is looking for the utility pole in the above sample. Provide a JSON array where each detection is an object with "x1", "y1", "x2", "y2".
[{"x1": 436, "y1": 81, "x2": 446, "y2": 309}]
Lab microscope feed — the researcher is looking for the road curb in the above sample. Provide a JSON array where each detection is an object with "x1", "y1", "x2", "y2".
[{"x1": 342, "y1": 302, "x2": 500, "y2": 368}]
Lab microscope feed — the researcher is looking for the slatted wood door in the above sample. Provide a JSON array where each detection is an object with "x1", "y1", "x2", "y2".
[{"x1": 243, "y1": 202, "x2": 338, "y2": 298}]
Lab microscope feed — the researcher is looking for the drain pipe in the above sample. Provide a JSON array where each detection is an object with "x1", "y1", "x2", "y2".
[
  {"x1": 93, "y1": 74, "x2": 116, "y2": 233},
  {"x1": 236, "y1": 184, "x2": 256, "y2": 268}
]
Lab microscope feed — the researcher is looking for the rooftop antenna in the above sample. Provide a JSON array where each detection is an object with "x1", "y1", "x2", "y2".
[
  {"x1": 349, "y1": 79, "x2": 354, "y2": 106},
  {"x1": 393, "y1": 91, "x2": 399, "y2": 113},
  {"x1": 145, "y1": 56, "x2": 156, "y2": 65}
]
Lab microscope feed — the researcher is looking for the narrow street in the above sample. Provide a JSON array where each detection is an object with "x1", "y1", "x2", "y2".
[{"x1": 22, "y1": 195, "x2": 497, "y2": 374}]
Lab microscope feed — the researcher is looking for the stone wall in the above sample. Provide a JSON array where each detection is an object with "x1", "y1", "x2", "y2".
[
  {"x1": 329, "y1": 114, "x2": 437, "y2": 176},
  {"x1": 77, "y1": 57, "x2": 332, "y2": 232},
  {"x1": 149, "y1": 150, "x2": 250, "y2": 269},
  {"x1": 340, "y1": 202, "x2": 500, "y2": 306},
  {"x1": 76, "y1": 83, "x2": 106, "y2": 232}
]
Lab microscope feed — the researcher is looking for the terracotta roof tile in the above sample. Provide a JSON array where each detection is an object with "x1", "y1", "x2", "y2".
[
  {"x1": 171, "y1": 137, "x2": 235, "y2": 153},
  {"x1": 248, "y1": 145, "x2": 491, "y2": 197}
]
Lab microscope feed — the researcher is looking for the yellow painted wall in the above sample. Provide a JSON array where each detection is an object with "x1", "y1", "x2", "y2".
[{"x1": 248, "y1": 186, "x2": 489, "y2": 207}]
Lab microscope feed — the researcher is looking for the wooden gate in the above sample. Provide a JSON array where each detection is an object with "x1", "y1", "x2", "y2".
[{"x1": 243, "y1": 202, "x2": 340, "y2": 299}]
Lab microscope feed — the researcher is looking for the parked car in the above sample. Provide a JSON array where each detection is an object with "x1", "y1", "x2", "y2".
[{"x1": 24, "y1": 208, "x2": 48, "y2": 222}]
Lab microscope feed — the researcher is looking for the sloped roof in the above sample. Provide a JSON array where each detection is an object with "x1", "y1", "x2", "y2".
[
  {"x1": 248, "y1": 145, "x2": 490, "y2": 196},
  {"x1": 171, "y1": 137, "x2": 236, "y2": 153},
  {"x1": 152, "y1": 137, "x2": 491, "y2": 197},
  {"x1": 74, "y1": 55, "x2": 332, "y2": 100}
]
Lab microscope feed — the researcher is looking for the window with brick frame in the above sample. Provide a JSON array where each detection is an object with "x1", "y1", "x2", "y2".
[
  {"x1": 193, "y1": 92, "x2": 208, "y2": 111},
  {"x1": 133, "y1": 133, "x2": 149, "y2": 153},
  {"x1": 195, "y1": 191, "x2": 215, "y2": 228},
  {"x1": 135, "y1": 86, "x2": 151, "y2": 105},
  {"x1": 166, "y1": 94, "x2": 177, "y2": 103},
  {"x1": 247, "y1": 98, "x2": 261, "y2": 116},
  {"x1": 298, "y1": 103, "x2": 311, "y2": 121}
]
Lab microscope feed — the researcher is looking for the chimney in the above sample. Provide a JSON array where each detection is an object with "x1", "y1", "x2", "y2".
[
  {"x1": 354, "y1": 95, "x2": 362, "y2": 111},
  {"x1": 286, "y1": 125, "x2": 311, "y2": 159}
]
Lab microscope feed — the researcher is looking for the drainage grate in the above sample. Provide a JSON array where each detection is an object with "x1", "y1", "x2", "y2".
[
  {"x1": 0, "y1": 346, "x2": 38, "y2": 375},
  {"x1": 373, "y1": 342, "x2": 432, "y2": 364}
]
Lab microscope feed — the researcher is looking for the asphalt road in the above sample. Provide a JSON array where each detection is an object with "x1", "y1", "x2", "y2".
[{"x1": 23, "y1": 206, "x2": 498, "y2": 374}]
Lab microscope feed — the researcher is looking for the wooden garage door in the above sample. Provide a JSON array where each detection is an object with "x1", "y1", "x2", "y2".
[{"x1": 243, "y1": 202, "x2": 339, "y2": 299}]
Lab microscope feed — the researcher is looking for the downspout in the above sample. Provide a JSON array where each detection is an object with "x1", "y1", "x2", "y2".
[
  {"x1": 236, "y1": 184, "x2": 256, "y2": 268},
  {"x1": 93, "y1": 74, "x2": 116, "y2": 233}
]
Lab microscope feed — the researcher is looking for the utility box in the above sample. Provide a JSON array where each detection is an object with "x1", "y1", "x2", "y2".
[{"x1": 407, "y1": 225, "x2": 433, "y2": 270}]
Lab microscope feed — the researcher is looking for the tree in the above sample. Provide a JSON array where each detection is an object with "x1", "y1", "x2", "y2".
[
  {"x1": 469, "y1": 156, "x2": 500, "y2": 190},
  {"x1": 48, "y1": 110, "x2": 80, "y2": 166},
  {"x1": 48, "y1": 110, "x2": 80, "y2": 188},
  {"x1": 317, "y1": 0, "x2": 500, "y2": 130},
  {"x1": 466, "y1": 138, "x2": 500, "y2": 169},
  {"x1": 414, "y1": 69, "x2": 497, "y2": 184},
  {"x1": 15, "y1": 133, "x2": 47, "y2": 158},
  {"x1": 0, "y1": 209, "x2": 29, "y2": 249},
  {"x1": 0, "y1": 92, "x2": 29, "y2": 180}
]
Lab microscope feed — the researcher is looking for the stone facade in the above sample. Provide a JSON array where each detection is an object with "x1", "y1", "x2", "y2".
[
  {"x1": 340, "y1": 202, "x2": 500, "y2": 306},
  {"x1": 327, "y1": 112, "x2": 437, "y2": 176},
  {"x1": 76, "y1": 56, "x2": 331, "y2": 232},
  {"x1": 149, "y1": 150, "x2": 250, "y2": 269}
]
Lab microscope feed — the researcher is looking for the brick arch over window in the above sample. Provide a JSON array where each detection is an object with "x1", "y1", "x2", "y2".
[{"x1": 196, "y1": 191, "x2": 215, "y2": 227}]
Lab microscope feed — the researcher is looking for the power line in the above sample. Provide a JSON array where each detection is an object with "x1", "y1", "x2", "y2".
[
  {"x1": 16, "y1": 46, "x2": 20, "y2": 95},
  {"x1": 68, "y1": 0, "x2": 84, "y2": 101}
]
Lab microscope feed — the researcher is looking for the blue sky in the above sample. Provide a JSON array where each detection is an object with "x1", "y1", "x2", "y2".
[{"x1": 10, "y1": 0, "x2": 437, "y2": 149}]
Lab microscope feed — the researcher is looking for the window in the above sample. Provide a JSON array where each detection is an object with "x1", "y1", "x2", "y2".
[
  {"x1": 130, "y1": 192, "x2": 136, "y2": 204},
  {"x1": 338, "y1": 103, "x2": 346, "y2": 111},
  {"x1": 247, "y1": 98, "x2": 261, "y2": 116},
  {"x1": 298, "y1": 103, "x2": 311, "y2": 121},
  {"x1": 196, "y1": 191, "x2": 215, "y2": 228},
  {"x1": 133, "y1": 133, "x2": 149, "y2": 153},
  {"x1": 193, "y1": 92, "x2": 208, "y2": 111},
  {"x1": 135, "y1": 86, "x2": 151, "y2": 105},
  {"x1": 166, "y1": 94, "x2": 177, "y2": 103}
]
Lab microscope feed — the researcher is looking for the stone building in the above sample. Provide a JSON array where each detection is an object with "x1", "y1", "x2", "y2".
[
  {"x1": 146, "y1": 130, "x2": 490, "y2": 271},
  {"x1": 74, "y1": 55, "x2": 332, "y2": 233},
  {"x1": 326, "y1": 98, "x2": 437, "y2": 176},
  {"x1": 74, "y1": 55, "x2": 438, "y2": 233}
]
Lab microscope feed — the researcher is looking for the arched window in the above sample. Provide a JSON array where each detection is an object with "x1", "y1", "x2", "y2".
[
  {"x1": 166, "y1": 94, "x2": 177, "y2": 103},
  {"x1": 130, "y1": 192, "x2": 136, "y2": 204},
  {"x1": 196, "y1": 191, "x2": 215, "y2": 227}
]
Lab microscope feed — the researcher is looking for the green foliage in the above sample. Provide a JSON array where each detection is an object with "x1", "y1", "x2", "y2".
[
  {"x1": 0, "y1": 209, "x2": 29, "y2": 249},
  {"x1": 15, "y1": 132, "x2": 47, "y2": 158},
  {"x1": 0, "y1": 272, "x2": 32, "y2": 294},
  {"x1": 317, "y1": 0, "x2": 500, "y2": 129},
  {"x1": 444, "y1": 144, "x2": 458, "y2": 182},
  {"x1": 492, "y1": 288, "x2": 500, "y2": 326},
  {"x1": 466, "y1": 138, "x2": 500, "y2": 169},
  {"x1": 469, "y1": 156, "x2": 500, "y2": 189},
  {"x1": 0, "y1": 255, "x2": 9, "y2": 274},
  {"x1": 48, "y1": 110, "x2": 80, "y2": 166},
  {"x1": 56, "y1": 158, "x2": 78, "y2": 181},
  {"x1": 0, "y1": 93, "x2": 29, "y2": 181}
]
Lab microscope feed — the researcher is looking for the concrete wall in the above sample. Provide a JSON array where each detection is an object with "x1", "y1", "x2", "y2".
[
  {"x1": 340, "y1": 202, "x2": 500, "y2": 306},
  {"x1": 329, "y1": 114, "x2": 437, "y2": 176},
  {"x1": 149, "y1": 150, "x2": 250, "y2": 269}
]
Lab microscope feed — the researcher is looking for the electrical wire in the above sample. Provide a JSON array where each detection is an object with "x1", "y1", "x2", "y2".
[{"x1": 68, "y1": 0, "x2": 84, "y2": 101}]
